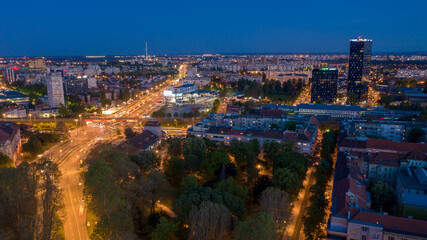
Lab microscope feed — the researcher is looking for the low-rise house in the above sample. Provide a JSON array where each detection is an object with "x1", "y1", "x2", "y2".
[{"x1": 4, "y1": 105, "x2": 27, "y2": 118}]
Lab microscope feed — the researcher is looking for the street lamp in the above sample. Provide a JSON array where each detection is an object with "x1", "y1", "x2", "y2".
[
  {"x1": 2, "y1": 113, "x2": 5, "y2": 121},
  {"x1": 53, "y1": 114, "x2": 56, "y2": 124},
  {"x1": 74, "y1": 119, "x2": 78, "y2": 136},
  {"x1": 29, "y1": 113, "x2": 32, "y2": 124},
  {"x1": 78, "y1": 114, "x2": 82, "y2": 127}
]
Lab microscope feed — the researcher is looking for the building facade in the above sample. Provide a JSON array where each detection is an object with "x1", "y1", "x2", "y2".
[
  {"x1": 347, "y1": 38, "x2": 372, "y2": 103},
  {"x1": 311, "y1": 68, "x2": 338, "y2": 103},
  {"x1": 47, "y1": 72, "x2": 65, "y2": 108}
]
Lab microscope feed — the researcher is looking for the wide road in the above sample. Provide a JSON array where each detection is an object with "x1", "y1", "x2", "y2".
[{"x1": 40, "y1": 124, "x2": 114, "y2": 240}]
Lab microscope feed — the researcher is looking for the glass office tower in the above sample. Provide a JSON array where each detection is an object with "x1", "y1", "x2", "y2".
[
  {"x1": 347, "y1": 38, "x2": 372, "y2": 103},
  {"x1": 311, "y1": 68, "x2": 338, "y2": 103}
]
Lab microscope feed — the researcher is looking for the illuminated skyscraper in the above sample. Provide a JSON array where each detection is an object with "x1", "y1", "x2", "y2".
[
  {"x1": 347, "y1": 38, "x2": 372, "y2": 102},
  {"x1": 47, "y1": 72, "x2": 65, "y2": 108},
  {"x1": 311, "y1": 68, "x2": 338, "y2": 103}
]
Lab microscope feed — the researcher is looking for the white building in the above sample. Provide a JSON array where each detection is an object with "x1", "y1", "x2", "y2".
[
  {"x1": 87, "y1": 77, "x2": 97, "y2": 89},
  {"x1": 47, "y1": 73, "x2": 65, "y2": 108}
]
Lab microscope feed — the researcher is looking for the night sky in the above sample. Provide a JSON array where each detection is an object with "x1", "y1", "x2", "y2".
[{"x1": 1, "y1": 0, "x2": 426, "y2": 56}]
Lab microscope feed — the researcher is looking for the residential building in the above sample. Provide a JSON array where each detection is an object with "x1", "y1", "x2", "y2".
[
  {"x1": 0, "y1": 122, "x2": 21, "y2": 164},
  {"x1": 144, "y1": 119, "x2": 162, "y2": 137},
  {"x1": 188, "y1": 113, "x2": 318, "y2": 155},
  {"x1": 4, "y1": 106, "x2": 27, "y2": 118},
  {"x1": 347, "y1": 38, "x2": 372, "y2": 103},
  {"x1": 396, "y1": 167, "x2": 427, "y2": 220},
  {"x1": 311, "y1": 68, "x2": 338, "y2": 103},
  {"x1": 65, "y1": 76, "x2": 88, "y2": 94},
  {"x1": 47, "y1": 72, "x2": 65, "y2": 108},
  {"x1": 27, "y1": 57, "x2": 46, "y2": 72},
  {"x1": 297, "y1": 103, "x2": 364, "y2": 118},
  {"x1": 327, "y1": 151, "x2": 427, "y2": 240},
  {"x1": 87, "y1": 77, "x2": 97, "y2": 89}
]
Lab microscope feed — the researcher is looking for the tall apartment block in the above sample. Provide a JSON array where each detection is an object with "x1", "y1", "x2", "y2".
[
  {"x1": 47, "y1": 72, "x2": 65, "y2": 108},
  {"x1": 347, "y1": 38, "x2": 372, "y2": 103},
  {"x1": 311, "y1": 68, "x2": 338, "y2": 103}
]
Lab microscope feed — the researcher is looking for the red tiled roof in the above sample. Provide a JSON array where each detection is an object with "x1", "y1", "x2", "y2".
[
  {"x1": 366, "y1": 139, "x2": 427, "y2": 153},
  {"x1": 369, "y1": 152, "x2": 403, "y2": 167},
  {"x1": 406, "y1": 151, "x2": 427, "y2": 161},
  {"x1": 351, "y1": 211, "x2": 427, "y2": 237}
]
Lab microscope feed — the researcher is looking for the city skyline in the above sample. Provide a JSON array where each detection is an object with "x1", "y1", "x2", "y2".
[{"x1": 1, "y1": 0, "x2": 427, "y2": 56}]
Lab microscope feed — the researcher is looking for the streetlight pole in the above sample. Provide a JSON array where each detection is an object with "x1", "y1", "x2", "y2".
[
  {"x1": 29, "y1": 114, "x2": 32, "y2": 124},
  {"x1": 74, "y1": 119, "x2": 78, "y2": 137},
  {"x1": 2, "y1": 113, "x2": 5, "y2": 121},
  {"x1": 53, "y1": 114, "x2": 56, "y2": 124},
  {"x1": 78, "y1": 114, "x2": 82, "y2": 127}
]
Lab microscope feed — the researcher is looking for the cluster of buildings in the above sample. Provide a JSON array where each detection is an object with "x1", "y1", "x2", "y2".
[
  {"x1": 188, "y1": 111, "x2": 318, "y2": 155},
  {"x1": 327, "y1": 134, "x2": 427, "y2": 239},
  {"x1": 311, "y1": 38, "x2": 372, "y2": 103},
  {"x1": 396, "y1": 69, "x2": 427, "y2": 79},
  {"x1": 340, "y1": 119, "x2": 427, "y2": 142}
]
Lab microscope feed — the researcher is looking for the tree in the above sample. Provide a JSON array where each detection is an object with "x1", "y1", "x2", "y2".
[
  {"x1": 23, "y1": 136, "x2": 43, "y2": 156},
  {"x1": 183, "y1": 137, "x2": 206, "y2": 171},
  {"x1": 234, "y1": 212, "x2": 277, "y2": 240},
  {"x1": 124, "y1": 127, "x2": 135, "y2": 139},
  {"x1": 369, "y1": 181, "x2": 396, "y2": 213},
  {"x1": 270, "y1": 123, "x2": 281, "y2": 130},
  {"x1": 211, "y1": 99, "x2": 221, "y2": 113},
  {"x1": 408, "y1": 126, "x2": 425, "y2": 143},
  {"x1": 215, "y1": 177, "x2": 248, "y2": 202},
  {"x1": 173, "y1": 186, "x2": 246, "y2": 219},
  {"x1": 55, "y1": 121, "x2": 69, "y2": 134},
  {"x1": 181, "y1": 175, "x2": 199, "y2": 190},
  {"x1": 151, "y1": 217, "x2": 178, "y2": 240},
  {"x1": 202, "y1": 149, "x2": 231, "y2": 180},
  {"x1": 0, "y1": 152, "x2": 14, "y2": 169},
  {"x1": 194, "y1": 110, "x2": 200, "y2": 117},
  {"x1": 37, "y1": 159, "x2": 63, "y2": 240},
  {"x1": 130, "y1": 150, "x2": 161, "y2": 171},
  {"x1": 167, "y1": 138, "x2": 182, "y2": 157},
  {"x1": 262, "y1": 141, "x2": 282, "y2": 161},
  {"x1": 285, "y1": 121, "x2": 297, "y2": 131},
  {"x1": 259, "y1": 187, "x2": 291, "y2": 232},
  {"x1": 272, "y1": 168, "x2": 302, "y2": 200},
  {"x1": 164, "y1": 157, "x2": 186, "y2": 187},
  {"x1": 273, "y1": 151, "x2": 308, "y2": 177},
  {"x1": 100, "y1": 90, "x2": 107, "y2": 107},
  {"x1": 0, "y1": 163, "x2": 37, "y2": 239},
  {"x1": 253, "y1": 175, "x2": 273, "y2": 201},
  {"x1": 188, "y1": 201, "x2": 231, "y2": 240}
]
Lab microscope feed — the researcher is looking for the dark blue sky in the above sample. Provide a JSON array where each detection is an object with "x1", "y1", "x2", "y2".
[{"x1": 1, "y1": 0, "x2": 426, "y2": 56}]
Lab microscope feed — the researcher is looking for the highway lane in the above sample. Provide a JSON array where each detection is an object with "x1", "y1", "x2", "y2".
[{"x1": 39, "y1": 125, "x2": 113, "y2": 240}]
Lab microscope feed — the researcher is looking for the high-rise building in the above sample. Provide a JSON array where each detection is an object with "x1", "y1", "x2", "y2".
[
  {"x1": 347, "y1": 38, "x2": 372, "y2": 102},
  {"x1": 47, "y1": 72, "x2": 65, "y2": 108},
  {"x1": 5, "y1": 67, "x2": 19, "y2": 83},
  {"x1": 311, "y1": 68, "x2": 338, "y2": 103},
  {"x1": 272, "y1": 56, "x2": 279, "y2": 65},
  {"x1": 28, "y1": 57, "x2": 46, "y2": 72},
  {"x1": 248, "y1": 57, "x2": 254, "y2": 65}
]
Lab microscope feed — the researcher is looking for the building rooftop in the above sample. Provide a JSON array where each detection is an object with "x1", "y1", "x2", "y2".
[
  {"x1": 350, "y1": 211, "x2": 427, "y2": 237},
  {"x1": 298, "y1": 103, "x2": 364, "y2": 112}
]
